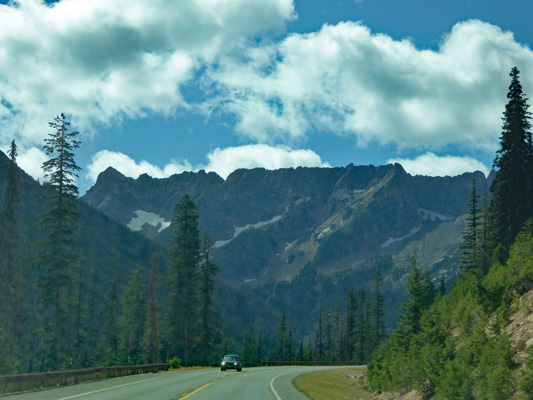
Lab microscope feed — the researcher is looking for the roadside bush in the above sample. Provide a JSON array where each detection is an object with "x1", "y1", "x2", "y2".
[{"x1": 169, "y1": 357, "x2": 182, "y2": 369}]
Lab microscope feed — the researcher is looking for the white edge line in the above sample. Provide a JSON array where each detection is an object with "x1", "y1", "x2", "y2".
[
  {"x1": 270, "y1": 373, "x2": 284, "y2": 400},
  {"x1": 57, "y1": 375, "x2": 164, "y2": 400}
]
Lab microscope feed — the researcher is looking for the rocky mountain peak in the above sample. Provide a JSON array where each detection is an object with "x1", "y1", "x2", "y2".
[{"x1": 82, "y1": 164, "x2": 492, "y2": 290}]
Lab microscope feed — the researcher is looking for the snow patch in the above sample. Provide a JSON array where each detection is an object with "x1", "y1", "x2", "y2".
[
  {"x1": 380, "y1": 208, "x2": 454, "y2": 248},
  {"x1": 381, "y1": 226, "x2": 422, "y2": 248},
  {"x1": 128, "y1": 210, "x2": 170, "y2": 233},
  {"x1": 285, "y1": 240, "x2": 298, "y2": 251},
  {"x1": 213, "y1": 215, "x2": 282, "y2": 248},
  {"x1": 421, "y1": 208, "x2": 453, "y2": 222}
]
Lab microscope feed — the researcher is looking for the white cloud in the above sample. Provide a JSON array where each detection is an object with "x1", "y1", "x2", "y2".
[
  {"x1": 86, "y1": 144, "x2": 330, "y2": 183},
  {"x1": 209, "y1": 19, "x2": 533, "y2": 150},
  {"x1": 0, "y1": 0, "x2": 295, "y2": 149},
  {"x1": 204, "y1": 144, "x2": 331, "y2": 178},
  {"x1": 17, "y1": 147, "x2": 48, "y2": 183},
  {"x1": 388, "y1": 152, "x2": 490, "y2": 177},
  {"x1": 87, "y1": 150, "x2": 193, "y2": 182}
]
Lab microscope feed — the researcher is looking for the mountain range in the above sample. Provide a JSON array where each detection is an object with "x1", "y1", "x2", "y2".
[
  {"x1": 0, "y1": 149, "x2": 493, "y2": 337},
  {"x1": 81, "y1": 163, "x2": 493, "y2": 332}
]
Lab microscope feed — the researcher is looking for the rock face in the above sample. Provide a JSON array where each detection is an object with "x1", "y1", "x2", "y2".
[{"x1": 82, "y1": 163, "x2": 492, "y2": 288}]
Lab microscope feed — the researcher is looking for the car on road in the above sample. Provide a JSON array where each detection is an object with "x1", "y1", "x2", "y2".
[{"x1": 221, "y1": 354, "x2": 242, "y2": 371}]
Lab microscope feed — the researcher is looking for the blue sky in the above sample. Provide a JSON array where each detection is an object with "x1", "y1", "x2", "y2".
[{"x1": 0, "y1": 0, "x2": 532, "y2": 193}]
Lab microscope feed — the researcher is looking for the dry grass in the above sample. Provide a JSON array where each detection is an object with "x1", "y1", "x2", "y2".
[{"x1": 293, "y1": 367, "x2": 374, "y2": 400}]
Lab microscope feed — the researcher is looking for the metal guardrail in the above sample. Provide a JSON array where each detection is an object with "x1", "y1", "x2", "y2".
[{"x1": 0, "y1": 363, "x2": 169, "y2": 395}]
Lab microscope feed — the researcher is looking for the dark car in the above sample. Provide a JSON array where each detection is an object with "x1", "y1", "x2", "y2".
[{"x1": 221, "y1": 354, "x2": 242, "y2": 371}]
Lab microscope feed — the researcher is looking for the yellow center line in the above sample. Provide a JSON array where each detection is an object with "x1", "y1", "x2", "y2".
[{"x1": 180, "y1": 381, "x2": 213, "y2": 399}]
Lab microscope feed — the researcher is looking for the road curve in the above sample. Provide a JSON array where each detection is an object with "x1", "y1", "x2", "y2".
[{"x1": 0, "y1": 366, "x2": 363, "y2": 400}]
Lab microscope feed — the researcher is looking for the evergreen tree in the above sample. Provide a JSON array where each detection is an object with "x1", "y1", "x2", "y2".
[
  {"x1": 357, "y1": 288, "x2": 371, "y2": 363},
  {"x1": 398, "y1": 255, "x2": 435, "y2": 339},
  {"x1": 255, "y1": 327, "x2": 264, "y2": 366},
  {"x1": 243, "y1": 325, "x2": 258, "y2": 366},
  {"x1": 196, "y1": 236, "x2": 220, "y2": 366},
  {"x1": 118, "y1": 267, "x2": 147, "y2": 365},
  {"x1": 303, "y1": 338, "x2": 314, "y2": 362},
  {"x1": 99, "y1": 279, "x2": 119, "y2": 365},
  {"x1": 86, "y1": 267, "x2": 100, "y2": 365},
  {"x1": 491, "y1": 67, "x2": 533, "y2": 251},
  {"x1": 314, "y1": 306, "x2": 325, "y2": 362},
  {"x1": 345, "y1": 286, "x2": 357, "y2": 362},
  {"x1": 332, "y1": 307, "x2": 345, "y2": 362},
  {"x1": 0, "y1": 140, "x2": 23, "y2": 373},
  {"x1": 35, "y1": 114, "x2": 81, "y2": 370},
  {"x1": 72, "y1": 267, "x2": 88, "y2": 368},
  {"x1": 372, "y1": 271, "x2": 386, "y2": 349},
  {"x1": 479, "y1": 195, "x2": 493, "y2": 273},
  {"x1": 163, "y1": 195, "x2": 201, "y2": 366},
  {"x1": 146, "y1": 253, "x2": 160, "y2": 364},
  {"x1": 460, "y1": 178, "x2": 482, "y2": 272},
  {"x1": 273, "y1": 314, "x2": 290, "y2": 362}
]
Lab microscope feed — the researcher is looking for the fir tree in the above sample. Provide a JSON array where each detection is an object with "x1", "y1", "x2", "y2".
[
  {"x1": 196, "y1": 236, "x2": 220, "y2": 366},
  {"x1": 372, "y1": 271, "x2": 386, "y2": 349},
  {"x1": 163, "y1": 195, "x2": 201, "y2": 366},
  {"x1": 273, "y1": 314, "x2": 290, "y2": 362},
  {"x1": 243, "y1": 325, "x2": 258, "y2": 366},
  {"x1": 72, "y1": 267, "x2": 88, "y2": 368},
  {"x1": 398, "y1": 255, "x2": 435, "y2": 340},
  {"x1": 357, "y1": 288, "x2": 371, "y2": 363},
  {"x1": 314, "y1": 306, "x2": 325, "y2": 362},
  {"x1": 35, "y1": 114, "x2": 81, "y2": 370},
  {"x1": 332, "y1": 307, "x2": 345, "y2": 362},
  {"x1": 345, "y1": 286, "x2": 357, "y2": 362},
  {"x1": 460, "y1": 178, "x2": 482, "y2": 272},
  {"x1": 0, "y1": 140, "x2": 25, "y2": 373},
  {"x1": 99, "y1": 279, "x2": 119, "y2": 365},
  {"x1": 146, "y1": 253, "x2": 160, "y2": 364},
  {"x1": 118, "y1": 267, "x2": 147, "y2": 365},
  {"x1": 86, "y1": 267, "x2": 100, "y2": 365},
  {"x1": 491, "y1": 67, "x2": 533, "y2": 251}
]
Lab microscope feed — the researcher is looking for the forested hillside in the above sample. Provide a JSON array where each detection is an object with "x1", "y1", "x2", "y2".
[{"x1": 367, "y1": 67, "x2": 533, "y2": 399}]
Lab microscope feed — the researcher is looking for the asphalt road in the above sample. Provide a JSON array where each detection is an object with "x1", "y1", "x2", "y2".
[{"x1": 0, "y1": 366, "x2": 363, "y2": 400}]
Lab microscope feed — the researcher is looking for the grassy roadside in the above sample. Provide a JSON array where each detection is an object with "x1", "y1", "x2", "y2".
[{"x1": 293, "y1": 367, "x2": 373, "y2": 400}]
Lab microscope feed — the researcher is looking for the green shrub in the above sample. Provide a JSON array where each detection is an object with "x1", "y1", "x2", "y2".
[{"x1": 169, "y1": 357, "x2": 182, "y2": 369}]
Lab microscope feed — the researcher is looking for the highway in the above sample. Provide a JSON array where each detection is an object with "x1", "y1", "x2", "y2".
[{"x1": 0, "y1": 366, "x2": 363, "y2": 400}]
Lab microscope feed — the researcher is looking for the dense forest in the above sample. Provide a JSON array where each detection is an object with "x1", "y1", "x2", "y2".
[
  {"x1": 367, "y1": 67, "x2": 533, "y2": 398},
  {"x1": 0, "y1": 115, "x2": 388, "y2": 374}
]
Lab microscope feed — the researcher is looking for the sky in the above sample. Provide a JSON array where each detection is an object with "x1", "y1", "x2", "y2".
[{"x1": 1, "y1": 0, "x2": 532, "y2": 194}]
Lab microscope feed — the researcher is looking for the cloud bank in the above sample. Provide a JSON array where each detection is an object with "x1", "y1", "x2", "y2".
[
  {"x1": 388, "y1": 152, "x2": 490, "y2": 177},
  {"x1": 1, "y1": 0, "x2": 532, "y2": 183},
  {"x1": 210, "y1": 19, "x2": 533, "y2": 150},
  {"x1": 87, "y1": 144, "x2": 330, "y2": 182},
  {"x1": 0, "y1": 0, "x2": 294, "y2": 147}
]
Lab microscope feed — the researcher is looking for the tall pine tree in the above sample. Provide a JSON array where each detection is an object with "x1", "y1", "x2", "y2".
[
  {"x1": 196, "y1": 236, "x2": 220, "y2": 366},
  {"x1": 491, "y1": 67, "x2": 533, "y2": 251},
  {"x1": 371, "y1": 271, "x2": 386, "y2": 349},
  {"x1": 146, "y1": 253, "x2": 160, "y2": 364},
  {"x1": 460, "y1": 178, "x2": 482, "y2": 272},
  {"x1": 163, "y1": 195, "x2": 200, "y2": 366},
  {"x1": 397, "y1": 255, "x2": 435, "y2": 341},
  {"x1": 0, "y1": 140, "x2": 24, "y2": 373},
  {"x1": 118, "y1": 267, "x2": 147, "y2": 365},
  {"x1": 35, "y1": 114, "x2": 81, "y2": 370},
  {"x1": 98, "y1": 278, "x2": 119, "y2": 365}
]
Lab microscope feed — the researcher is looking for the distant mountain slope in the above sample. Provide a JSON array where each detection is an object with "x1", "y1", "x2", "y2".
[
  {"x1": 0, "y1": 150, "x2": 163, "y2": 294},
  {"x1": 82, "y1": 163, "x2": 491, "y2": 287}
]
